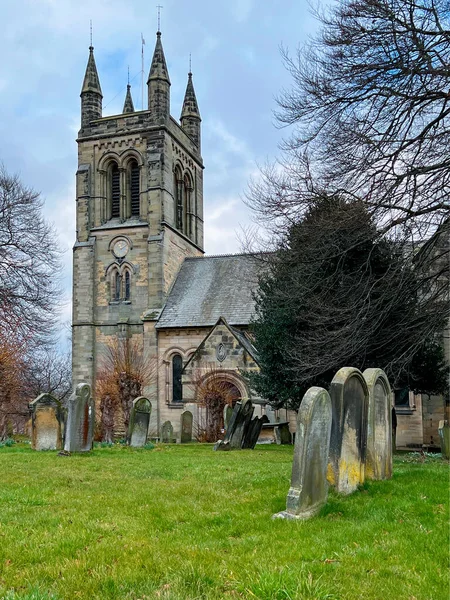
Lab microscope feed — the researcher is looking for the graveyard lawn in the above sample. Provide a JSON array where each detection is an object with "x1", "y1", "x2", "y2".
[{"x1": 0, "y1": 445, "x2": 448, "y2": 600}]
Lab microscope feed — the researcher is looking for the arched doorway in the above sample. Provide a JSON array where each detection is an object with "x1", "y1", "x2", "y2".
[{"x1": 196, "y1": 374, "x2": 244, "y2": 442}]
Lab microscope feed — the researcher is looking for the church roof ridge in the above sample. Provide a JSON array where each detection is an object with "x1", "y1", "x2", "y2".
[{"x1": 185, "y1": 252, "x2": 263, "y2": 260}]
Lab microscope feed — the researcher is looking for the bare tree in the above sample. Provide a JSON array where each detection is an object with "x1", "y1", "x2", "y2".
[
  {"x1": 0, "y1": 165, "x2": 61, "y2": 345},
  {"x1": 96, "y1": 337, "x2": 156, "y2": 441},
  {"x1": 0, "y1": 333, "x2": 29, "y2": 439},
  {"x1": 25, "y1": 349, "x2": 72, "y2": 404},
  {"x1": 256, "y1": 0, "x2": 450, "y2": 240}
]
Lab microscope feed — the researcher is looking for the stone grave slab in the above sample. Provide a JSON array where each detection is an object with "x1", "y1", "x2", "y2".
[
  {"x1": 363, "y1": 368, "x2": 392, "y2": 480},
  {"x1": 230, "y1": 400, "x2": 254, "y2": 448},
  {"x1": 438, "y1": 420, "x2": 449, "y2": 459},
  {"x1": 29, "y1": 393, "x2": 63, "y2": 451},
  {"x1": 274, "y1": 387, "x2": 332, "y2": 520},
  {"x1": 64, "y1": 383, "x2": 95, "y2": 453},
  {"x1": 161, "y1": 420, "x2": 173, "y2": 443},
  {"x1": 128, "y1": 397, "x2": 152, "y2": 447},
  {"x1": 242, "y1": 415, "x2": 269, "y2": 449},
  {"x1": 327, "y1": 367, "x2": 369, "y2": 494},
  {"x1": 180, "y1": 410, "x2": 193, "y2": 443}
]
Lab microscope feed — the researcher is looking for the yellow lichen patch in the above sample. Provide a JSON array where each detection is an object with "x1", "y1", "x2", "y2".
[
  {"x1": 339, "y1": 459, "x2": 362, "y2": 489},
  {"x1": 326, "y1": 462, "x2": 335, "y2": 485}
]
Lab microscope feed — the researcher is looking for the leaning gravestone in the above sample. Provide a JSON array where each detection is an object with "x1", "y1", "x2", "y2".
[
  {"x1": 274, "y1": 387, "x2": 332, "y2": 520},
  {"x1": 161, "y1": 420, "x2": 173, "y2": 443},
  {"x1": 363, "y1": 368, "x2": 392, "y2": 480},
  {"x1": 223, "y1": 404, "x2": 234, "y2": 430},
  {"x1": 242, "y1": 415, "x2": 269, "y2": 449},
  {"x1": 29, "y1": 393, "x2": 63, "y2": 451},
  {"x1": 180, "y1": 410, "x2": 193, "y2": 443},
  {"x1": 64, "y1": 383, "x2": 95, "y2": 453},
  {"x1": 127, "y1": 397, "x2": 152, "y2": 447},
  {"x1": 230, "y1": 400, "x2": 254, "y2": 448},
  {"x1": 215, "y1": 402, "x2": 243, "y2": 450},
  {"x1": 327, "y1": 367, "x2": 369, "y2": 495}
]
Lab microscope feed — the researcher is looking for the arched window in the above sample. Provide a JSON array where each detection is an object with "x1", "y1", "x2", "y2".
[
  {"x1": 172, "y1": 354, "x2": 183, "y2": 403},
  {"x1": 110, "y1": 163, "x2": 120, "y2": 218},
  {"x1": 110, "y1": 266, "x2": 132, "y2": 302},
  {"x1": 130, "y1": 161, "x2": 140, "y2": 217},
  {"x1": 124, "y1": 270, "x2": 131, "y2": 301},
  {"x1": 184, "y1": 173, "x2": 193, "y2": 238},
  {"x1": 174, "y1": 166, "x2": 183, "y2": 231},
  {"x1": 111, "y1": 269, "x2": 121, "y2": 301}
]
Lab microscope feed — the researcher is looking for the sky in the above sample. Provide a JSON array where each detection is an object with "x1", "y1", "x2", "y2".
[{"x1": 1, "y1": 0, "x2": 321, "y2": 341}]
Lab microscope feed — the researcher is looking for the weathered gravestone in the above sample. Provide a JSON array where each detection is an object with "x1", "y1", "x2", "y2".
[
  {"x1": 223, "y1": 404, "x2": 234, "y2": 430},
  {"x1": 275, "y1": 422, "x2": 292, "y2": 445},
  {"x1": 438, "y1": 420, "x2": 450, "y2": 459},
  {"x1": 29, "y1": 393, "x2": 63, "y2": 451},
  {"x1": 242, "y1": 415, "x2": 269, "y2": 449},
  {"x1": 214, "y1": 400, "x2": 254, "y2": 450},
  {"x1": 64, "y1": 383, "x2": 95, "y2": 453},
  {"x1": 327, "y1": 367, "x2": 369, "y2": 495},
  {"x1": 161, "y1": 420, "x2": 173, "y2": 443},
  {"x1": 363, "y1": 368, "x2": 392, "y2": 480},
  {"x1": 127, "y1": 397, "x2": 152, "y2": 447},
  {"x1": 180, "y1": 410, "x2": 193, "y2": 443},
  {"x1": 230, "y1": 400, "x2": 254, "y2": 448},
  {"x1": 274, "y1": 387, "x2": 332, "y2": 520}
]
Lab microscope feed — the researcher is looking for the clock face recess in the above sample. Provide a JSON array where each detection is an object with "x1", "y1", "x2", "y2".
[{"x1": 113, "y1": 239, "x2": 129, "y2": 258}]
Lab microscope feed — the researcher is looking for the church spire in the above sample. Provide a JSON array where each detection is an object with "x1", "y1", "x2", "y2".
[
  {"x1": 81, "y1": 46, "x2": 103, "y2": 96},
  {"x1": 180, "y1": 71, "x2": 201, "y2": 150},
  {"x1": 147, "y1": 31, "x2": 171, "y2": 121},
  {"x1": 122, "y1": 84, "x2": 135, "y2": 114},
  {"x1": 80, "y1": 46, "x2": 103, "y2": 129}
]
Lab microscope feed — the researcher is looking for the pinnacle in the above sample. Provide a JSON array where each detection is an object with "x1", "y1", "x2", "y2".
[
  {"x1": 181, "y1": 71, "x2": 200, "y2": 120},
  {"x1": 147, "y1": 31, "x2": 170, "y2": 84},
  {"x1": 81, "y1": 46, "x2": 103, "y2": 96},
  {"x1": 122, "y1": 84, "x2": 135, "y2": 113}
]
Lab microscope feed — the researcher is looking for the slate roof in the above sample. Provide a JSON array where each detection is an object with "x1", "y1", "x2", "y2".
[{"x1": 156, "y1": 254, "x2": 262, "y2": 329}]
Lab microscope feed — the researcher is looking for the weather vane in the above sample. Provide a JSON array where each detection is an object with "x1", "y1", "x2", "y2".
[{"x1": 90, "y1": 20, "x2": 93, "y2": 46}]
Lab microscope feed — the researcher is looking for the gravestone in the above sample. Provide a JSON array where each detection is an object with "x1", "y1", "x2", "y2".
[
  {"x1": 363, "y1": 368, "x2": 392, "y2": 480},
  {"x1": 127, "y1": 397, "x2": 151, "y2": 447},
  {"x1": 242, "y1": 415, "x2": 269, "y2": 449},
  {"x1": 161, "y1": 420, "x2": 173, "y2": 443},
  {"x1": 64, "y1": 383, "x2": 95, "y2": 453},
  {"x1": 274, "y1": 387, "x2": 332, "y2": 520},
  {"x1": 230, "y1": 400, "x2": 254, "y2": 448},
  {"x1": 438, "y1": 420, "x2": 450, "y2": 459},
  {"x1": 29, "y1": 393, "x2": 63, "y2": 451},
  {"x1": 275, "y1": 422, "x2": 292, "y2": 445},
  {"x1": 327, "y1": 367, "x2": 369, "y2": 495},
  {"x1": 223, "y1": 404, "x2": 234, "y2": 430},
  {"x1": 180, "y1": 410, "x2": 193, "y2": 443}
]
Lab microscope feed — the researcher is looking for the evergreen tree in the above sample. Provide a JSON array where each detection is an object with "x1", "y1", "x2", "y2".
[{"x1": 249, "y1": 195, "x2": 447, "y2": 410}]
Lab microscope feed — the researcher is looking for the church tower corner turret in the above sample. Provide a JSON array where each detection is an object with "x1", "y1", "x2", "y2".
[
  {"x1": 147, "y1": 31, "x2": 171, "y2": 123},
  {"x1": 80, "y1": 46, "x2": 103, "y2": 130},
  {"x1": 181, "y1": 71, "x2": 201, "y2": 151}
]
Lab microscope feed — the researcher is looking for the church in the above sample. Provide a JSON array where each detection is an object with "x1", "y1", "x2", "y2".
[
  {"x1": 72, "y1": 31, "x2": 447, "y2": 447},
  {"x1": 71, "y1": 30, "x2": 275, "y2": 440}
]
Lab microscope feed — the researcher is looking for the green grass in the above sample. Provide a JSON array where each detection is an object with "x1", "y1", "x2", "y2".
[{"x1": 0, "y1": 444, "x2": 448, "y2": 600}]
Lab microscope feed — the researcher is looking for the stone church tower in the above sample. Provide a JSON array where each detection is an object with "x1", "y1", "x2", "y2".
[{"x1": 72, "y1": 31, "x2": 204, "y2": 400}]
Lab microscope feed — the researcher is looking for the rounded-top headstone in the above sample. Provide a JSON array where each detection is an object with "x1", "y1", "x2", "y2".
[
  {"x1": 328, "y1": 367, "x2": 369, "y2": 495},
  {"x1": 363, "y1": 368, "x2": 392, "y2": 480}
]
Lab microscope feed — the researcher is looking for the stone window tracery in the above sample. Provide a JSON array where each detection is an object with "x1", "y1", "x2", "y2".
[{"x1": 109, "y1": 264, "x2": 132, "y2": 303}]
